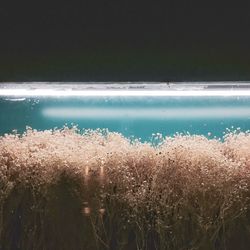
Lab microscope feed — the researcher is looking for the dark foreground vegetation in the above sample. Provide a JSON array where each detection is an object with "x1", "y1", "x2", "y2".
[{"x1": 0, "y1": 128, "x2": 249, "y2": 249}]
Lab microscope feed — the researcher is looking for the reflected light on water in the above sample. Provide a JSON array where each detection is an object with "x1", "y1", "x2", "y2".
[
  {"x1": 42, "y1": 107, "x2": 250, "y2": 120},
  {"x1": 2, "y1": 88, "x2": 250, "y2": 97}
]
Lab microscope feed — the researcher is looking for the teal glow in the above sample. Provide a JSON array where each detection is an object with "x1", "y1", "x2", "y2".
[{"x1": 1, "y1": 85, "x2": 250, "y2": 141}]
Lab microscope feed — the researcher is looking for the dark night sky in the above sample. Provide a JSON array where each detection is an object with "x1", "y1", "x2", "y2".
[{"x1": 1, "y1": 2, "x2": 250, "y2": 81}]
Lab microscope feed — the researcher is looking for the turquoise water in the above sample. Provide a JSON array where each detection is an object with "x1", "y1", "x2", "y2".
[{"x1": 1, "y1": 88, "x2": 250, "y2": 141}]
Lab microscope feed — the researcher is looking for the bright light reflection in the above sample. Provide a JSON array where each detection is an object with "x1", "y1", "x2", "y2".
[
  {"x1": 42, "y1": 107, "x2": 250, "y2": 119},
  {"x1": 1, "y1": 88, "x2": 250, "y2": 96}
]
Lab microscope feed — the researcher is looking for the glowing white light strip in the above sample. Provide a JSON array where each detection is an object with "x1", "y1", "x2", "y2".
[
  {"x1": 42, "y1": 107, "x2": 250, "y2": 119},
  {"x1": 1, "y1": 88, "x2": 250, "y2": 96}
]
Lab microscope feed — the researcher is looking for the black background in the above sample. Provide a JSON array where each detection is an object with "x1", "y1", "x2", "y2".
[{"x1": 1, "y1": 2, "x2": 250, "y2": 81}]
